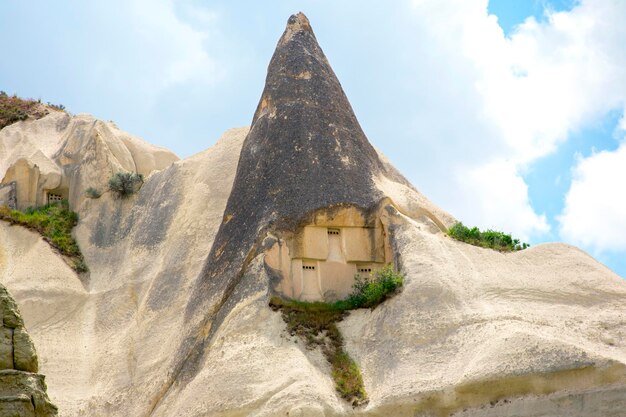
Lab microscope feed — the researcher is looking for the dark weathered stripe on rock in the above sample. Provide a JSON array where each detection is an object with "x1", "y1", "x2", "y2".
[
  {"x1": 152, "y1": 13, "x2": 398, "y2": 413},
  {"x1": 192, "y1": 11, "x2": 389, "y2": 315}
]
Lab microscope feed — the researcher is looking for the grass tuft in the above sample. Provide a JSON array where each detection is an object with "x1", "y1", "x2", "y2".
[
  {"x1": 330, "y1": 350, "x2": 368, "y2": 405},
  {"x1": 448, "y1": 222, "x2": 529, "y2": 252},
  {"x1": 270, "y1": 265, "x2": 404, "y2": 406},
  {"x1": 0, "y1": 200, "x2": 87, "y2": 272}
]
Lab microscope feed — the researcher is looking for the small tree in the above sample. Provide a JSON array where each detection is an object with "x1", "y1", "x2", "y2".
[{"x1": 108, "y1": 172, "x2": 144, "y2": 198}]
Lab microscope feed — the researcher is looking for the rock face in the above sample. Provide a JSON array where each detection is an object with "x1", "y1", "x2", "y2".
[
  {"x1": 0, "y1": 112, "x2": 179, "y2": 210},
  {"x1": 0, "y1": 182, "x2": 16, "y2": 209},
  {"x1": 0, "y1": 284, "x2": 57, "y2": 417},
  {"x1": 223, "y1": 12, "x2": 393, "y2": 231},
  {"x1": 192, "y1": 13, "x2": 399, "y2": 302},
  {"x1": 171, "y1": 11, "x2": 427, "y2": 400},
  {"x1": 0, "y1": 12, "x2": 625, "y2": 417}
]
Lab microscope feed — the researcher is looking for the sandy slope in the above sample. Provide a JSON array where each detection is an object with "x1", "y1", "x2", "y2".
[
  {"x1": 1, "y1": 123, "x2": 247, "y2": 415},
  {"x1": 0, "y1": 123, "x2": 625, "y2": 416}
]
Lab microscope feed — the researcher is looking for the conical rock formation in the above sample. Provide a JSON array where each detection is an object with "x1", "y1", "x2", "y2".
[
  {"x1": 175, "y1": 11, "x2": 422, "y2": 395},
  {"x1": 1, "y1": 12, "x2": 625, "y2": 417},
  {"x1": 197, "y1": 11, "x2": 398, "y2": 297}
]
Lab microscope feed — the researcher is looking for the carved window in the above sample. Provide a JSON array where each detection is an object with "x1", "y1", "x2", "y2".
[{"x1": 48, "y1": 193, "x2": 63, "y2": 203}]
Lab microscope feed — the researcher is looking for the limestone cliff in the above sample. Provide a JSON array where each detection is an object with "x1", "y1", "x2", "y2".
[
  {"x1": 0, "y1": 284, "x2": 57, "y2": 417},
  {"x1": 0, "y1": 12, "x2": 625, "y2": 417}
]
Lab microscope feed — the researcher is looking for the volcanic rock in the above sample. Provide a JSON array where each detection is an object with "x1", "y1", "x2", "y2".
[{"x1": 0, "y1": 11, "x2": 625, "y2": 417}]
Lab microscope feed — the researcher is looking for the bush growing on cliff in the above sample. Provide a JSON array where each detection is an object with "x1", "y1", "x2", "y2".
[
  {"x1": 0, "y1": 200, "x2": 87, "y2": 272},
  {"x1": 85, "y1": 187, "x2": 102, "y2": 199},
  {"x1": 0, "y1": 93, "x2": 36, "y2": 129},
  {"x1": 269, "y1": 265, "x2": 404, "y2": 406},
  {"x1": 269, "y1": 297, "x2": 368, "y2": 406},
  {"x1": 0, "y1": 92, "x2": 63, "y2": 130},
  {"x1": 108, "y1": 172, "x2": 144, "y2": 198},
  {"x1": 448, "y1": 222, "x2": 529, "y2": 251},
  {"x1": 347, "y1": 264, "x2": 404, "y2": 309},
  {"x1": 47, "y1": 102, "x2": 65, "y2": 111}
]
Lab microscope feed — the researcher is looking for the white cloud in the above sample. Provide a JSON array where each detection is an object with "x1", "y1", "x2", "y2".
[
  {"x1": 483, "y1": 1, "x2": 626, "y2": 163},
  {"x1": 558, "y1": 139, "x2": 626, "y2": 251},
  {"x1": 403, "y1": 0, "x2": 626, "y2": 242},
  {"x1": 619, "y1": 110, "x2": 626, "y2": 132},
  {"x1": 460, "y1": 161, "x2": 549, "y2": 241},
  {"x1": 81, "y1": 0, "x2": 219, "y2": 103},
  {"x1": 128, "y1": 0, "x2": 218, "y2": 88}
]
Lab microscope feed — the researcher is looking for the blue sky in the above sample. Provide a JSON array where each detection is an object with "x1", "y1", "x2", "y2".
[
  {"x1": 1, "y1": 0, "x2": 625, "y2": 278},
  {"x1": 489, "y1": 0, "x2": 574, "y2": 34}
]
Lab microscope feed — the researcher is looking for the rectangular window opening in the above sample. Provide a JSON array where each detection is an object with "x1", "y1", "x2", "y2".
[{"x1": 48, "y1": 193, "x2": 63, "y2": 203}]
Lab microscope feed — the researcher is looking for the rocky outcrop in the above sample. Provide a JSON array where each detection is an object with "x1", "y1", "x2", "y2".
[
  {"x1": 0, "y1": 128, "x2": 248, "y2": 417},
  {"x1": 0, "y1": 12, "x2": 625, "y2": 417},
  {"x1": 0, "y1": 93, "x2": 53, "y2": 131},
  {"x1": 0, "y1": 112, "x2": 179, "y2": 211},
  {"x1": 0, "y1": 182, "x2": 16, "y2": 209},
  {"x1": 159, "y1": 12, "x2": 434, "y2": 406},
  {"x1": 0, "y1": 284, "x2": 57, "y2": 417}
]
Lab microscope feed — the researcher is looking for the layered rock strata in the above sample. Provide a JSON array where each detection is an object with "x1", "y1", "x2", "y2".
[{"x1": 0, "y1": 284, "x2": 57, "y2": 417}]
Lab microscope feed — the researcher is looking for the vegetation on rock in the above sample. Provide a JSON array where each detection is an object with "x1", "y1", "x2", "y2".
[
  {"x1": 108, "y1": 172, "x2": 144, "y2": 198},
  {"x1": 0, "y1": 200, "x2": 87, "y2": 272},
  {"x1": 347, "y1": 264, "x2": 404, "y2": 308},
  {"x1": 0, "y1": 91, "x2": 64, "y2": 130},
  {"x1": 448, "y1": 222, "x2": 529, "y2": 252},
  {"x1": 85, "y1": 186, "x2": 102, "y2": 199},
  {"x1": 270, "y1": 265, "x2": 404, "y2": 407}
]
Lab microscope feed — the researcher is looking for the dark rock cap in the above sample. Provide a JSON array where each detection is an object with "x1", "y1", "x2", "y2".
[
  {"x1": 181, "y1": 12, "x2": 398, "y2": 378},
  {"x1": 212, "y1": 10, "x2": 389, "y2": 263},
  {"x1": 189, "y1": 11, "x2": 397, "y2": 309}
]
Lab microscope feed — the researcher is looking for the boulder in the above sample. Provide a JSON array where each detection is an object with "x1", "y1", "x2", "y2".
[{"x1": 0, "y1": 285, "x2": 56, "y2": 417}]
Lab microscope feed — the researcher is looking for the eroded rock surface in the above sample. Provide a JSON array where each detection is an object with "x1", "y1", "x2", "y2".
[
  {"x1": 0, "y1": 284, "x2": 57, "y2": 417},
  {"x1": 0, "y1": 12, "x2": 625, "y2": 417},
  {"x1": 163, "y1": 11, "x2": 425, "y2": 408},
  {"x1": 0, "y1": 111, "x2": 178, "y2": 210}
]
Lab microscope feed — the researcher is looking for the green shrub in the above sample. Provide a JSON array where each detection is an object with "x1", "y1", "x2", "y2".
[
  {"x1": 46, "y1": 102, "x2": 66, "y2": 111},
  {"x1": 448, "y1": 222, "x2": 529, "y2": 251},
  {"x1": 85, "y1": 187, "x2": 102, "y2": 199},
  {"x1": 0, "y1": 200, "x2": 87, "y2": 272},
  {"x1": 108, "y1": 172, "x2": 144, "y2": 198},
  {"x1": 347, "y1": 264, "x2": 404, "y2": 309}
]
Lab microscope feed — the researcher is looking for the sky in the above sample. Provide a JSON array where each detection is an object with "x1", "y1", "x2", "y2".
[{"x1": 1, "y1": 0, "x2": 625, "y2": 278}]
